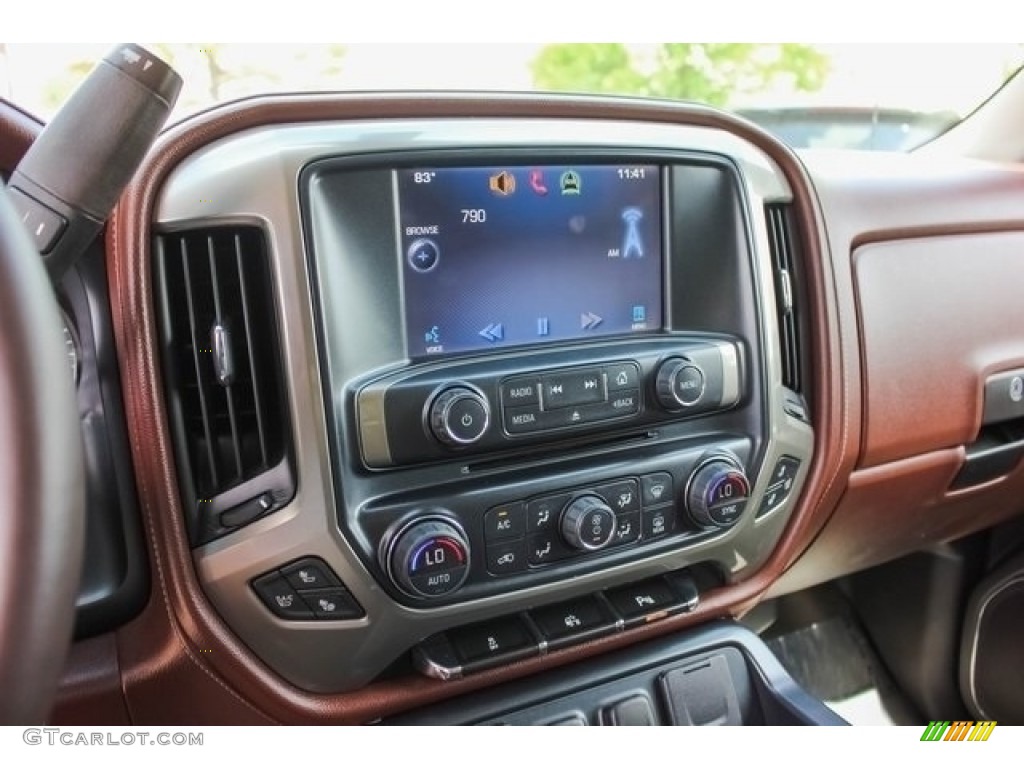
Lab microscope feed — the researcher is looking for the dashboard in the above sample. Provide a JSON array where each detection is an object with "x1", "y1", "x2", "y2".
[
  {"x1": 149, "y1": 117, "x2": 812, "y2": 692},
  {"x1": 21, "y1": 91, "x2": 1019, "y2": 724}
]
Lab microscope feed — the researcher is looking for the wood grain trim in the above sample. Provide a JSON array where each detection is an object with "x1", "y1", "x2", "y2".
[{"x1": 103, "y1": 93, "x2": 850, "y2": 724}]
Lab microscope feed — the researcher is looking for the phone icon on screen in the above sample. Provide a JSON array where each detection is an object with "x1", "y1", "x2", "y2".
[{"x1": 529, "y1": 169, "x2": 548, "y2": 196}]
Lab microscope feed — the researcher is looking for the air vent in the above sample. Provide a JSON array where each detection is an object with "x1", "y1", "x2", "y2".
[
  {"x1": 155, "y1": 226, "x2": 293, "y2": 544},
  {"x1": 764, "y1": 204, "x2": 805, "y2": 399}
]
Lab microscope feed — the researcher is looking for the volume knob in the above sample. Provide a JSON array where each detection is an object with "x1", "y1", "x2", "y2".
[{"x1": 428, "y1": 386, "x2": 491, "y2": 447}]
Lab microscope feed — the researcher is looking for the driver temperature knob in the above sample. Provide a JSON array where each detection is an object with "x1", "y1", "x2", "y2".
[
  {"x1": 428, "y1": 386, "x2": 491, "y2": 447},
  {"x1": 386, "y1": 518, "x2": 470, "y2": 599},
  {"x1": 560, "y1": 494, "x2": 617, "y2": 551},
  {"x1": 686, "y1": 458, "x2": 751, "y2": 529}
]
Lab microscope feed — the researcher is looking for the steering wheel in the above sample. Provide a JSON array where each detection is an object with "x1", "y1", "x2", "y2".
[{"x1": 0, "y1": 187, "x2": 85, "y2": 724}]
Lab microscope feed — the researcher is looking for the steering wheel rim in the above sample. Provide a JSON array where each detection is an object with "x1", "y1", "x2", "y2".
[{"x1": 0, "y1": 186, "x2": 85, "y2": 724}]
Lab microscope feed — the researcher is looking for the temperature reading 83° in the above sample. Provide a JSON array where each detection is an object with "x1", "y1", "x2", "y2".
[{"x1": 413, "y1": 171, "x2": 436, "y2": 184}]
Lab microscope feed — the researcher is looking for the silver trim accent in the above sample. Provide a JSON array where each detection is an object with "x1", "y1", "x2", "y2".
[
  {"x1": 778, "y1": 268, "x2": 794, "y2": 314},
  {"x1": 717, "y1": 340, "x2": 741, "y2": 408},
  {"x1": 964, "y1": 573, "x2": 1024, "y2": 719},
  {"x1": 355, "y1": 386, "x2": 391, "y2": 466},
  {"x1": 157, "y1": 117, "x2": 814, "y2": 693},
  {"x1": 210, "y1": 322, "x2": 234, "y2": 386},
  {"x1": 412, "y1": 647, "x2": 463, "y2": 681}
]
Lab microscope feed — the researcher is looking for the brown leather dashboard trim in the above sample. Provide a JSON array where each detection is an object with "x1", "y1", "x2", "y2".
[
  {"x1": 102, "y1": 93, "x2": 850, "y2": 724},
  {"x1": 0, "y1": 98, "x2": 40, "y2": 171},
  {"x1": 854, "y1": 230, "x2": 1024, "y2": 468}
]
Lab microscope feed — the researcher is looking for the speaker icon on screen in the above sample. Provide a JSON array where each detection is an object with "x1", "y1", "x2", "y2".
[{"x1": 489, "y1": 170, "x2": 516, "y2": 196}]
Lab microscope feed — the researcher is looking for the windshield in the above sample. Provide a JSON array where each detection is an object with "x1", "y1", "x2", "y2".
[{"x1": 1, "y1": 43, "x2": 1019, "y2": 151}]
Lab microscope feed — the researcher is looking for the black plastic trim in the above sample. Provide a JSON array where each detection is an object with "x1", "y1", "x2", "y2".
[
  {"x1": 61, "y1": 241, "x2": 149, "y2": 639},
  {"x1": 387, "y1": 621, "x2": 847, "y2": 725}
]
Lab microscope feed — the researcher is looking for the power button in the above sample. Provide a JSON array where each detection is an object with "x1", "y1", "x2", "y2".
[{"x1": 429, "y1": 386, "x2": 491, "y2": 447}]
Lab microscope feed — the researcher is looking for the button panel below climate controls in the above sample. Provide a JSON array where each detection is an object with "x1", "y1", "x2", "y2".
[{"x1": 412, "y1": 571, "x2": 700, "y2": 680}]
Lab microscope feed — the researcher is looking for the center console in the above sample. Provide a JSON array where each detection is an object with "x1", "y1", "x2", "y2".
[{"x1": 154, "y1": 118, "x2": 813, "y2": 693}]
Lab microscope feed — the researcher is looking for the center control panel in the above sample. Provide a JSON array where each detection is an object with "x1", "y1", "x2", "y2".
[
  {"x1": 170, "y1": 121, "x2": 817, "y2": 693},
  {"x1": 357, "y1": 338, "x2": 741, "y2": 468},
  {"x1": 350, "y1": 336, "x2": 758, "y2": 606}
]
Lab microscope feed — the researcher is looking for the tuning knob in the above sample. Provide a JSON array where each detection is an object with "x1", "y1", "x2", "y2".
[
  {"x1": 428, "y1": 386, "x2": 491, "y2": 447},
  {"x1": 686, "y1": 458, "x2": 751, "y2": 529},
  {"x1": 560, "y1": 494, "x2": 617, "y2": 551}
]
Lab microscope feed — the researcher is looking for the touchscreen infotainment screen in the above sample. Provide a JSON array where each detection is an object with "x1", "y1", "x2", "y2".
[{"x1": 397, "y1": 164, "x2": 664, "y2": 358}]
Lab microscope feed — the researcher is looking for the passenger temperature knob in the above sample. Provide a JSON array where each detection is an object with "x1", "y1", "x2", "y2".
[{"x1": 686, "y1": 458, "x2": 751, "y2": 529}]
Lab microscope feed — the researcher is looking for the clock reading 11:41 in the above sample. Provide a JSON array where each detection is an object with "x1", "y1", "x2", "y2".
[{"x1": 617, "y1": 167, "x2": 648, "y2": 180}]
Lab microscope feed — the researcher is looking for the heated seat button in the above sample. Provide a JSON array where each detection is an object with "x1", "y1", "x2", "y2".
[
  {"x1": 483, "y1": 502, "x2": 525, "y2": 541},
  {"x1": 281, "y1": 557, "x2": 342, "y2": 591},
  {"x1": 450, "y1": 615, "x2": 537, "y2": 666},
  {"x1": 252, "y1": 573, "x2": 313, "y2": 620},
  {"x1": 301, "y1": 588, "x2": 365, "y2": 620},
  {"x1": 757, "y1": 456, "x2": 802, "y2": 516},
  {"x1": 530, "y1": 595, "x2": 616, "y2": 648},
  {"x1": 770, "y1": 456, "x2": 801, "y2": 486}
]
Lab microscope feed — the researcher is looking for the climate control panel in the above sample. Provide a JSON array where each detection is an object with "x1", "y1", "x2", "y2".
[{"x1": 373, "y1": 447, "x2": 752, "y2": 604}]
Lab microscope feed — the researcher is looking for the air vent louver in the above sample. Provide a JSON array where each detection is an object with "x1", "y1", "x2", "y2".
[
  {"x1": 765, "y1": 204, "x2": 804, "y2": 396},
  {"x1": 156, "y1": 226, "x2": 293, "y2": 543}
]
